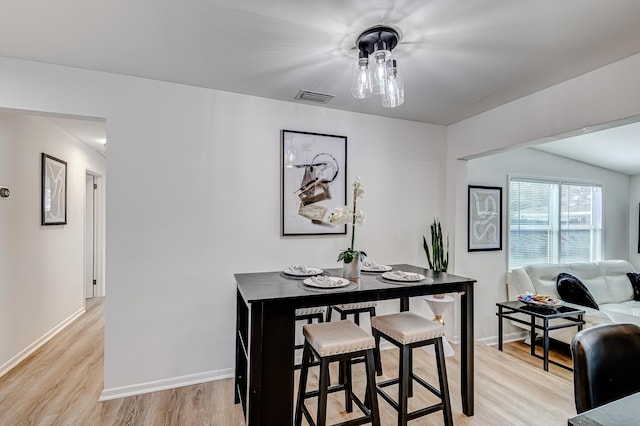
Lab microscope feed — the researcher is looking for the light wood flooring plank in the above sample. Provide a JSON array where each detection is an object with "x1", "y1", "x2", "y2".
[{"x1": 0, "y1": 299, "x2": 578, "y2": 425}]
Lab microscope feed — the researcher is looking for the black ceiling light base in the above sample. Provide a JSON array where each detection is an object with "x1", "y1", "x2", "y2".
[{"x1": 356, "y1": 25, "x2": 400, "y2": 55}]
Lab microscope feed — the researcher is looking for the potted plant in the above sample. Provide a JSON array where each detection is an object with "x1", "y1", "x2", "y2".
[
  {"x1": 423, "y1": 218, "x2": 448, "y2": 273},
  {"x1": 329, "y1": 177, "x2": 367, "y2": 280}
]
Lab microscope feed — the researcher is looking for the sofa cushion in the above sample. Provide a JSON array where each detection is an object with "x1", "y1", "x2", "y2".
[
  {"x1": 626, "y1": 273, "x2": 640, "y2": 301},
  {"x1": 600, "y1": 260, "x2": 635, "y2": 303},
  {"x1": 567, "y1": 263, "x2": 612, "y2": 305},
  {"x1": 556, "y1": 273, "x2": 599, "y2": 309},
  {"x1": 524, "y1": 264, "x2": 565, "y2": 299},
  {"x1": 599, "y1": 301, "x2": 640, "y2": 325}
]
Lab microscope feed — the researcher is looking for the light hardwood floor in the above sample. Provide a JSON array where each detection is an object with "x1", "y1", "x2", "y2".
[{"x1": 0, "y1": 298, "x2": 577, "y2": 425}]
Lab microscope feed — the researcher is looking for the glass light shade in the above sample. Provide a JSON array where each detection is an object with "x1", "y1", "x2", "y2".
[
  {"x1": 382, "y1": 60, "x2": 404, "y2": 108},
  {"x1": 371, "y1": 41, "x2": 391, "y2": 95},
  {"x1": 351, "y1": 56, "x2": 372, "y2": 98}
]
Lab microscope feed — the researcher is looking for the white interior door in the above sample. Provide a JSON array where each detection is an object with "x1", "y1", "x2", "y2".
[{"x1": 85, "y1": 174, "x2": 95, "y2": 298}]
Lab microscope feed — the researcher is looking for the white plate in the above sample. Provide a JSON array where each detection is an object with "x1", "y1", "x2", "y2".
[
  {"x1": 284, "y1": 267, "x2": 323, "y2": 277},
  {"x1": 303, "y1": 276, "x2": 351, "y2": 288},
  {"x1": 361, "y1": 263, "x2": 392, "y2": 272},
  {"x1": 382, "y1": 271, "x2": 425, "y2": 282}
]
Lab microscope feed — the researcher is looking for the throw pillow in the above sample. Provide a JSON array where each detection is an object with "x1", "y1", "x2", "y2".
[
  {"x1": 626, "y1": 273, "x2": 640, "y2": 301},
  {"x1": 556, "y1": 273, "x2": 599, "y2": 309}
]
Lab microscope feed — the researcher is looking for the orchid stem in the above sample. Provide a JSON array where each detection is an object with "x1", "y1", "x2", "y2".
[{"x1": 350, "y1": 186, "x2": 357, "y2": 252}]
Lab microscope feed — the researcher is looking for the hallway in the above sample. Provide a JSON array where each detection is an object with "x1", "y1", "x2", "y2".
[{"x1": 0, "y1": 299, "x2": 243, "y2": 425}]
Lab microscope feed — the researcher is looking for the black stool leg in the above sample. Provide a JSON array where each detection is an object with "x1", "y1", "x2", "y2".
[
  {"x1": 370, "y1": 308, "x2": 383, "y2": 376},
  {"x1": 408, "y1": 347, "x2": 413, "y2": 397},
  {"x1": 365, "y1": 349, "x2": 381, "y2": 426},
  {"x1": 317, "y1": 357, "x2": 330, "y2": 426},
  {"x1": 399, "y1": 344, "x2": 410, "y2": 426},
  {"x1": 343, "y1": 358, "x2": 353, "y2": 412},
  {"x1": 373, "y1": 328, "x2": 383, "y2": 377},
  {"x1": 338, "y1": 310, "x2": 348, "y2": 385},
  {"x1": 326, "y1": 307, "x2": 333, "y2": 322},
  {"x1": 435, "y1": 338, "x2": 453, "y2": 426},
  {"x1": 295, "y1": 342, "x2": 312, "y2": 426}
]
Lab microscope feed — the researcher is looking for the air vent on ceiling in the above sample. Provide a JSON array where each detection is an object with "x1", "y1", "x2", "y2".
[{"x1": 294, "y1": 90, "x2": 335, "y2": 104}]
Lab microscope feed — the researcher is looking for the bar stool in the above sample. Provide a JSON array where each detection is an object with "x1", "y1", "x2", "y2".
[
  {"x1": 326, "y1": 302, "x2": 377, "y2": 325},
  {"x1": 371, "y1": 312, "x2": 453, "y2": 426},
  {"x1": 326, "y1": 302, "x2": 382, "y2": 376},
  {"x1": 295, "y1": 307, "x2": 326, "y2": 369},
  {"x1": 295, "y1": 320, "x2": 381, "y2": 426}
]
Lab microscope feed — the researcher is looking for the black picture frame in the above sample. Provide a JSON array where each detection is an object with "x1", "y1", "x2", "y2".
[
  {"x1": 468, "y1": 185, "x2": 502, "y2": 251},
  {"x1": 41, "y1": 153, "x2": 67, "y2": 225},
  {"x1": 281, "y1": 130, "x2": 347, "y2": 236}
]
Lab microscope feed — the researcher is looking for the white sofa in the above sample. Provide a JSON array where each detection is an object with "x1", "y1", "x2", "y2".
[{"x1": 506, "y1": 260, "x2": 640, "y2": 344}]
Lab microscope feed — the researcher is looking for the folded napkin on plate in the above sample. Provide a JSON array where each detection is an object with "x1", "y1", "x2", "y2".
[
  {"x1": 310, "y1": 276, "x2": 332, "y2": 286},
  {"x1": 392, "y1": 271, "x2": 421, "y2": 280},
  {"x1": 288, "y1": 265, "x2": 309, "y2": 273},
  {"x1": 362, "y1": 260, "x2": 385, "y2": 270}
]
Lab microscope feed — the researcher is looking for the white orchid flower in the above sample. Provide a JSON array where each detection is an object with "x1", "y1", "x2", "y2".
[
  {"x1": 328, "y1": 206, "x2": 351, "y2": 225},
  {"x1": 353, "y1": 176, "x2": 365, "y2": 198}
]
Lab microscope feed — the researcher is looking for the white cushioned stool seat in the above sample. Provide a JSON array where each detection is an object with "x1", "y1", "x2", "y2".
[
  {"x1": 372, "y1": 312, "x2": 444, "y2": 345},
  {"x1": 303, "y1": 320, "x2": 375, "y2": 357}
]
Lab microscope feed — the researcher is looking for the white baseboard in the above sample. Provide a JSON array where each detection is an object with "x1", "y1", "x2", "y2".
[
  {"x1": 477, "y1": 331, "x2": 527, "y2": 347},
  {"x1": 0, "y1": 307, "x2": 86, "y2": 379},
  {"x1": 100, "y1": 331, "x2": 528, "y2": 402},
  {"x1": 99, "y1": 368, "x2": 234, "y2": 401}
]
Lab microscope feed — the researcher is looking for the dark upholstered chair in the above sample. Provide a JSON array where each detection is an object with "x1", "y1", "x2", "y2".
[{"x1": 571, "y1": 323, "x2": 640, "y2": 414}]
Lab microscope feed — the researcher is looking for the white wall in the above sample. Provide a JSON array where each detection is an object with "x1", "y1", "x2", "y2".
[
  {"x1": 3, "y1": 48, "x2": 640, "y2": 395},
  {"x1": 446, "y1": 52, "x2": 640, "y2": 343},
  {"x1": 0, "y1": 56, "x2": 446, "y2": 396},
  {"x1": 463, "y1": 148, "x2": 629, "y2": 340},
  {"x1": 629, "y1": 175, "x2": 640, "y2": 269},
  {"x1": 0, "y1": 112, "x2": 106, "y2": 376}
]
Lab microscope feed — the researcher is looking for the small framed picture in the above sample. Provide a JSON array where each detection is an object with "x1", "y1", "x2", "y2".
[
  {"x1": 281, "y1": 130, "x2": 347, "y2": 236},
  {"x1": 42, "y1": 153, "x2": 67, "y2": 225},
  {"x1": 468, "y1": 185, "x2": 502, "y2": 251}
]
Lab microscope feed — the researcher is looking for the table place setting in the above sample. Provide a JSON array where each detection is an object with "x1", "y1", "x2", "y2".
[
  {"x1": 297, "y1": 276, "x2": 357, "y2": 293},
  {"x1": 282, "y1": 265, "x2": 324, "y2": 277},
  {"x1": 380, "y1": 270, "x2": 432, "y2": 284},
  {"x1": 303, "y1": 275, "x2": 351, "y2": 288},
  {"x1": 361, "y1": 260, "x2": 392, "y2": 273}
]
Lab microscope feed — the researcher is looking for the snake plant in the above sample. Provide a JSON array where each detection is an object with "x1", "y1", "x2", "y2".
[{"x1": 423, "y1": 219, "x2": 449, "y2": 272}]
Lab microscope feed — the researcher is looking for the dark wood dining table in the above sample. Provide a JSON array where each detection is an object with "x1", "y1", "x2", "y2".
[
  {"x1": 568, "y1": 391, "x2": 640, "y2": 425},
  {"x1": 234, "y1": 264, "x2": 476, "y2": 425}
]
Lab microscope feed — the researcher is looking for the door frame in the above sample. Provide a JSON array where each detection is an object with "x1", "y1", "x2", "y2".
[{"x1": 84, "y1": 169, "x2": 105, "y2": 299}]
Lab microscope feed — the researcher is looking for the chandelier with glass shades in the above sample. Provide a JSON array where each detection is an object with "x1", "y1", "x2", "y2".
[{"x1": 351, "y1": 25, "x2": 404, "y2": 108}]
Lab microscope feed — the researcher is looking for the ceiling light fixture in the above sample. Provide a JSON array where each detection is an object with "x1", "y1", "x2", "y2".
[{"x1": 351, "y1": 25, "x2": 404, "y2": 108}]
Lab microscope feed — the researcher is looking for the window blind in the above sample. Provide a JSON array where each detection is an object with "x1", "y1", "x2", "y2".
[{"x1": 508, "y1": 178, "x2": 602, "y2": 270}]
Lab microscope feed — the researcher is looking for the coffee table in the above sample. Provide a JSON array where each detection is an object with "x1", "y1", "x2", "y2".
[{"x1": 496, "y1": 300, "x2": 585, "y2": 371}]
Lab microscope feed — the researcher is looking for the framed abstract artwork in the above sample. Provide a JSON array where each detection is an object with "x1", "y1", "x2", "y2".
[
  {"x1": 468, "y1": 185, "x2": 502, "y2": 251},
  {"x1": 281, "y1": 130, "x2": 347, "y2": 236},
  {"x1": 42, "y1": 153, "x2": 67, "y2": 225}
]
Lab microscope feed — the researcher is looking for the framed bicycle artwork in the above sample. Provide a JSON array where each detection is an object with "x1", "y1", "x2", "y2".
[{"x1": 281, "y1": 130, "x2": 347, "y2": 236}]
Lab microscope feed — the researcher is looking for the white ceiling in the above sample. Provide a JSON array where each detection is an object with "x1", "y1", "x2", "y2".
[
  {"x1": 46, "y1": 116, "x2": 107, "y2": 156},
  {"x1": 535, "y1": 119, "x2": 640, "y2": 176},
  {"x1": 2, "y1": 0, "x2": 640, "y2": 170}
]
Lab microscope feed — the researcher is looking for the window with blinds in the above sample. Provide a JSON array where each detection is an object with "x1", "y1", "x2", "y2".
[{"x1": 508, "y1": 178, "x2": 603, "y2": 270}]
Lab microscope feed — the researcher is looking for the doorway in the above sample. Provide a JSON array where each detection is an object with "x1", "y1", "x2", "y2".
[{"x1": 85, "y1": 172, "x2": 104, "y2": 299}]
